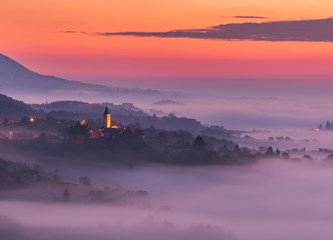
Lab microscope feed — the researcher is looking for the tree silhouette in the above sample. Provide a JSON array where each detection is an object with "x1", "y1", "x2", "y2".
[
  {"x1": 275, "y1": 148, "x2": 281, "y2": 156},
  {"x1": 233, "y1": 144, "x2": 240, "y2": 152},
  {"x1": 62, "y1": 188, "x2": 70, "y2": 202},
  {"x1": 281, "y1": 152, "x2": 290, "y2": 159},
  {"x1": 193, "y1": 136, "x2": 205, "y2": 147},
  {"x1": 266, "y1": 146, "x2": 274, "y2": 155}
]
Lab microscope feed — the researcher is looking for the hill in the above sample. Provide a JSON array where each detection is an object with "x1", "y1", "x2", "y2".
[
  {"x1": 0, "y1": 92, "x2": 203, "y2": 132},
  {"x1": 0, "y1": 93, "x2": 36, "y2": 119},
  {"x1": 32, "y1": 100, "x2": 203, "y2": 132},
  {"x1": 32, "y1": 101, "x2": 143, "y2": 115}
]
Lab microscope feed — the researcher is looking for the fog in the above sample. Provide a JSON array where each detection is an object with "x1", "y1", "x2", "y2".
[
  {"x1": 243, "y1": 127, "x2": 333, "y2": 151},
  {"x1": 3, "y1": 79, "x2": 333, "y2": 239},
  {"x1": 146, "y1": 92, "x2": 329, "y2": 131},
  {"x1": 151, "y1": 92, "x2": 333, "y2": 130},
  {"x1": 2, "y1": 159, "x2": 333, "y2": 240},
  {"x1": 9, "y1": 82, "x2": 333, "y2": 130}
]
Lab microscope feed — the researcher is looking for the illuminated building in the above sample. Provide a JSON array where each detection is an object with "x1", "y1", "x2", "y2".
[
  {"x1": 103, "y1": 106, "x2": 111, "y2": 128},
  {"x1": 99, "y1": 106, "x2": 122, "y2": 138}
]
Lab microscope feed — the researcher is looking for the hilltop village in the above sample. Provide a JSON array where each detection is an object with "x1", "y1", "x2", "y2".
[
  {"x1": 69, "y1": 106, "x2": 124, "y2": 140},
  {"x1": 0, "y1": 104, "x2": 300, "y2": 205},
  {"x1": 0, "y1": 105, "x2": 295, "y2": 167}
]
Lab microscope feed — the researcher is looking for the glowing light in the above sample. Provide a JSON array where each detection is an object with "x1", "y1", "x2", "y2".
[
  {"x1": 104, "y1": 114, "x2": 111, "y2": 128},
  {"x1": 80, "y1": 120, "x2": 86, "y2": 126},
  {"x1": 111, "y1": 123, "x2": 121, "y2": 129},
  {"x1": 315, "y1": 128, "x2": 320, "y2": 132},
  {"x1": 88, "y1": 129, "x2": 94, "y2": 137},
  {"x1": 28, "y1": 116, "x2": 36, "y2": 124},
  {"x1": 8, "y1": 131, "x2": 13, "y2": 139}
]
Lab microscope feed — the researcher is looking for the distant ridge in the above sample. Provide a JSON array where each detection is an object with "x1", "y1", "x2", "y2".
[
  {"x1": 0, "y1": 53, "x2": 162, "y2": 98},
  {"x1": 0, "y1": 53, "x2": 110, "y2": 92}
]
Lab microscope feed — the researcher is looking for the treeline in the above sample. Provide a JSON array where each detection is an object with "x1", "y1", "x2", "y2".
[
  {"x1": 0, "y1": 121, "x2": 291, "y2": 167},
  {"x1": 318, "y1": 120, "x2": 333, "y2": 130}
]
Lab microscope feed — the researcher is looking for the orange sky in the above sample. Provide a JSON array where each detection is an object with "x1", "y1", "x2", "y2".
[{"x1": 1, "y1": 0, "x2": 333, "y2": 90}]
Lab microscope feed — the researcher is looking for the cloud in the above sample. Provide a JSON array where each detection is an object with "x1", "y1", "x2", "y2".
[
  {"x1": 94, "y1": 18, "x2": 333, "y2": 42},
  {"x1": 232, "y1": 16, "x2": 266, "y2": 19}
]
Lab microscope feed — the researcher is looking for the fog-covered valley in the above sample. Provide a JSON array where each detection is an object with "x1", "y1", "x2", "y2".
[
  {"x1": 3, "y1": 83, "x2": 333, "y2": 240},
  {"x1": 3, "y1": 159, "x2": 333, "y2": 240},
  {"x1": 3, "y1": 53, "x2": 333, "y2": 240},
  {"x1": 3, "y1": 87, "x2": 333, "y2": 240}
]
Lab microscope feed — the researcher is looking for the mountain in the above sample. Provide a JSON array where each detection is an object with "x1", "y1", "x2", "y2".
[
  {"x1": 0, "y1": 54, "x2": 163, "y2": 101},
  {"x1": 0, "y1": 93, "x2": 36, "y2": 119},
  {"x1": 0, "y1": 54, "x2": 109, "y2": 93}
]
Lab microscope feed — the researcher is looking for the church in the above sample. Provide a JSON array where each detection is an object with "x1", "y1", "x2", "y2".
[
  {"x1": 103, "y1": 106, "x2": 111, "y2": 129},
  {"x1": 99, "y1": 106, "x2": 120, "y2": 138}
]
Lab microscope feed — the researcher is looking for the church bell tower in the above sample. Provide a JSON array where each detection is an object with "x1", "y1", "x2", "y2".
[{"x1": 103, "y1": 106, "x2": 111, "y2": 128}]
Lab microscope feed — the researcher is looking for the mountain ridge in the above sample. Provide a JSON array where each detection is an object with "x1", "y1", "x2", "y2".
[{"x1": 0, "y1": 53, "x2": 162, "y2": 98}]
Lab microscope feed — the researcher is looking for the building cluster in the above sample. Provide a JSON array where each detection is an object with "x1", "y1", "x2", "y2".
[
  {"x1": 99, "y1": 106, "x2": 121, "y2": 136},
  {"x1": 73, "y1": 106, "x2": 125, "y2": 140}
]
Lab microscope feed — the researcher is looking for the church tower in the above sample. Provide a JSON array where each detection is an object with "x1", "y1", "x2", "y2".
[{"x1": 103, "y1": 106, "x2": 111, "y2": 128}]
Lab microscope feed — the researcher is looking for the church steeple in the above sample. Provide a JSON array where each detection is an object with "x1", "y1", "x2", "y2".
[
  {"x1": 103, "y1": 106, "x2": 111, "y2": 128},
  {"x1": 104, "y1": 106, "x2": 110, "y2": 115}
]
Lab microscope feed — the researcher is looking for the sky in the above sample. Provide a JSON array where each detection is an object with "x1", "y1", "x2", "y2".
[{"x1": 1, "y1": 0, "x2": 333, "y2": 91}]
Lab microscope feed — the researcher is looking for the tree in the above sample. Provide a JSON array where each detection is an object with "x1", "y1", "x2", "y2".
[
  {"x1": 275, "y1": 148, "x2": 281, "y2": 156},
  {"x1": 266, "y1": 146, "x2": 274, "y2": 155},
  {"x1": 303, "y1": 155, "x2": 313, "y2": 160},
  {"x1": 36, "y1": 132, "x2": 47, "y2": 145},
  {"x1": 233, "y1": 144, "x2": 240, "y2": 152},
  {"x1": 221, "y1": 145, "x2": 229, "y2": 153},
  {"x1": 68, "y1": 121, "x2": 92, "y2": 138},
  {"x1": 193, "y1": 136, "x2": 205, "y2": 147},
  {"x1": 281, "y1": 152, "x2": 290, "y2": 159},
  {"x1": 62, "y1": 188, "x2": 70, "y2": 202}
]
